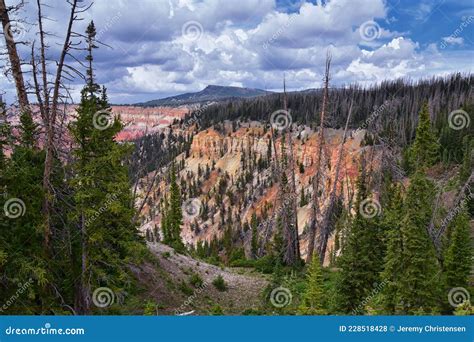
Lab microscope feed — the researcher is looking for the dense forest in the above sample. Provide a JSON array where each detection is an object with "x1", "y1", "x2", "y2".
[{"x1": 0, "y1": 0, "x2": 472, "y2": 317}]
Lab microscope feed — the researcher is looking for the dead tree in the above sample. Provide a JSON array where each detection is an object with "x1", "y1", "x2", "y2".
[
  {"x1": 40, "y1": 0, "x2": 84, "y2": 249},
  {"x1": 281, "y1": 78, "x2": 300, "y2": 265},
  {"x1": 0, "y1": 0, "x2": 29, "y2": 111},
  {"x1": 316, "y1": 98, "x2": 353, "y2": 262},
  {"x1": 306, "y1": 51, "x2": 331, "y2": 263}
]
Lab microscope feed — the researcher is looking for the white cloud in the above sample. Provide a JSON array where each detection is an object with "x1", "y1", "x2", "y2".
[
  {"x1": 1, "y1": 0, "x2": 472, "y2": 104},
  {"x1": 442, "y1": 36, "x2": 464, "y2": 45}
]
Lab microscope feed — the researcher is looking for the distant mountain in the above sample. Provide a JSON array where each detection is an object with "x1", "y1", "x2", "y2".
[{"x1": 136, "y1": 85, "x2": 272, "y2": 107}]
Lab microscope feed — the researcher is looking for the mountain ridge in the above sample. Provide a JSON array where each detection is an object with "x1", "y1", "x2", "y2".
[{"x1": 136, "y1": 85, "x2": 272, "y2": 107}]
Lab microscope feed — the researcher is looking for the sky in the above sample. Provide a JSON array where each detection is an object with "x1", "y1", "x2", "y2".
[{"x1": 0, "y1": 0, "x2": 473, "y2": 104}]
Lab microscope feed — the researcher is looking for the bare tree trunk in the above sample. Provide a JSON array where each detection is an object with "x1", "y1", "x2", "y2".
[
  {"x1": 0, "y1": 0, "x2": 29, "y2": 111},
  {"x1": 306, "y1": 51, "x2": 331, "y2": 263},
  {"x1": 42, "y1": 0, "x2": 78, "y2": 249},
  {"x1": 282, "y1": 79, "x2": 300, "y2": 265},
  {"x1": 316, "y1": 99, "x2": 353, "y2": 262}
]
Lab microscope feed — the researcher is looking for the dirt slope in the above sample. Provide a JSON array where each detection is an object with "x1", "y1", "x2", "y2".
[{"x1": 132, "y1": 243, "x2": 268, "y2": 315}]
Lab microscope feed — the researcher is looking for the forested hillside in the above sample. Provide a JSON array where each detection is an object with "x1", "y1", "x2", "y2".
[{"x1": 0, "y1": 0, "x2": 472, "y2": 317}]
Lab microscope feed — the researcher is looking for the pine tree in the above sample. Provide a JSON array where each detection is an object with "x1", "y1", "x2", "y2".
[
  {"x1": 336, "y1": 165, "x2": 384, "y2": 313},
  {"x1": 408, "y1": 103, "x2": 440, "y2": 171},
  {"x1": 0, "y1": 104, "x2": 51, "y2": 313},
  {"x1": 18, "y1": 110, "x2": 38, "y2": 148},
  {"x1": 250, "y1": 213, "x2": 258, "y2": 258},
  {"x1": 166, "y1": 163, "x2": 184, "y2": 251},
  {"x1": 68, "y1": 21, "x2": 143, "y2": 313},
  {"x1": 459, "y1": 136, "x2": 472, "y2": 182},
  {"x1": 444, "y1": 208, "x2": 472, "y2": 291},
  {"x1": 300, "y1": 186, "x2": 308, "y2": 207},
  {"x1": 379, "y1": 184, "x2": 404, "y2": 313},
  {"x1": 298, "y1": 254, "x2": 326, "y2": 315},
  {"x1": 0, "y1": 97, "x2": 11, "y2": 167},
  {"x1": 397, "y1": 171, "x2": 441, "y2": 314}
]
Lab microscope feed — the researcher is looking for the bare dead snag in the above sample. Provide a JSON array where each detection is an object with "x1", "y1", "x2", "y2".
[
  {"x1": 0, "y1": 0, "x2": 29, "y2": 111},
  {"x1": 282, "y1": 78, "x2": 300, "y2": 265},
  {"x1": 42, "y1": 0, "x2": 78, "y2": 249},
  {"x1": 316, "y1": 98, "x2": 353, "y2": 263},
  {"x1": 306, "y1": 50, "x2": 331, "y2": 263}
]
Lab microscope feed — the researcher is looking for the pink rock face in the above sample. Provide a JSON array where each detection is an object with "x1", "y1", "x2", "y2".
[
  {"x1": 5, "y1": 104, "x2": 190, "y2": 142},
  {"x1": 137, "y1": 122, "x2": 381, "y2": 265}
]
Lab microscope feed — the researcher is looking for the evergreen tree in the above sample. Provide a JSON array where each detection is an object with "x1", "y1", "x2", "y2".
[
  {"x1": 0, "y1": 105, "x2": 51, "y2": 313},
  {"x1": 68, "y1": 21, "x2": 143, "y2": 313},
  {"x1": 408, "y1": 103, "x2": 440, "y2": 171},
  {"x1": 397, "y1": 171, "x2": 441, "y2": 314},
  {"x1": 0, "y1": 97, "x2": 11, "y2": 169},
  {"x1": 250, "y1": 213, "x2": 258, "y2": 258},
  {"x1": 336, "y1": 166, "x2": 384, "y2": 313},
  {"x1": 300, "y1": 186, "x2": 308, "y2": 207},
  {"x1": 167, "y1": 163, "x2": 184, "y2": 251},
  {"x1": 18, "y1": 110, "x2": 38, "y2": 148},
  {"x1": 379, "y1": 184, "x2": 404, "y2": 313},
  {"x1": 444, "y1": 208, "x2": 472, "y2": 292},
  {"x1": 459, "y1": 136, "x2": 472, "y2": 182},
  {"x1": 298, "y1": 254, "x2": 326, "y2": 315}
]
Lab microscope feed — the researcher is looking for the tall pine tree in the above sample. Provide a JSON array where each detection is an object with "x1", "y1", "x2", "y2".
[
  {"x1": 408, "y1": 102, "x2": 440, "y2": 171},
  {"x1": 68, "y1": 21, "x2": 143, "y2": 314},
  {"x1": 397, "y1": 171, "x2": 441, "y2": 314},
  {"x1": 298, "y1": 254, "x2": 326, "y2": 315}
]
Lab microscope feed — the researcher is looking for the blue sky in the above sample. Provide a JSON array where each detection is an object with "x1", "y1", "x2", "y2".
[{"x1": 0, "y1": 0, "x2": 472, "y2": 104}]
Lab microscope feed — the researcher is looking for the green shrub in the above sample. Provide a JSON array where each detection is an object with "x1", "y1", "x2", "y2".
[
  {"x1": 189, "y1": 273, "x2": 204, "y2": 288},
  {"x1": 212, "y1": 275, "x2": 228, "y2": 291},
  {"x1": 178, "y1": 281, "x2": 194, "y2": 296},
  {"x1": 210, "y1": 304, "x2": 223, "y2": 315}
]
